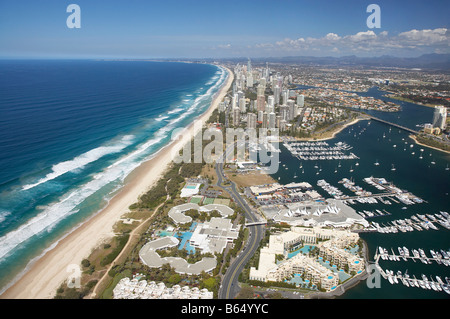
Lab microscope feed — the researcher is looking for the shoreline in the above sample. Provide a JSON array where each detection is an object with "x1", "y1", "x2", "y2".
[
  {"x1": 288, "y1": 117, "x2": 366, "y2": 142},
  {"x1": 409, "y1": 134, "x2": 450, "y2": 154},
  {"x1": 384, "y1": 93, "x2": 442, "y2": 109},
  {"x1": 0, "y1": 65, "x2": 234, "y2": 299}
]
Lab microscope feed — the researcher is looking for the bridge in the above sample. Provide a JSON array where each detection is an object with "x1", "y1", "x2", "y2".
[
  {"x1": 367, "y1": 115, "x2": 419, "y2": 135},
  {"x1": 245, "y1": 221, "x2": 267, "y2": 227}
]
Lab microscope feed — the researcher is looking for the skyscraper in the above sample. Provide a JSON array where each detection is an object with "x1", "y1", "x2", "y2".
[
  {"x1": 274, "y1": 85, "x2": 280, "y2": 105},
  {"x1": 233, "y1": 107, "x2": 240, "y2": 127},
  {"x1": 282, "y1": 89, "x2": 289, "y2": 105},
  {"x1": 267, "y1": 95, "x2": 274, "y2": 112},
  {"x1": 432, "y1": 106, "x2": 447, "y2": 130},
  {"x1": 297, "y1": 94, "x2": 304, "y2": 108},
  {"x1": 257, "y1": 95, "x2": 265, "y2": 112},
  {"x1": 287, "y1": 100, "x2": 295, "y2": 119},
  {"x1": 268, "y1": 112, "x2": 276, "y2": 129},
  {"x1": 239, "y1": 97, "x2": 246, "y2": 113},
  {"x1": 247, "y1": 113, "x2": 257, "y2": 129},
  {"x1": 247, "y1": 74, "x2": 253, "y2": 88},
  {"x1": 280, "y1": 105, "x2": 289, "y2": 122},
  {"x1": 262, "y1": 112, "x2": 268, "y2": 129},
  {"x1": 257, "y1": 83, "x2": 265, "y2": 96}
]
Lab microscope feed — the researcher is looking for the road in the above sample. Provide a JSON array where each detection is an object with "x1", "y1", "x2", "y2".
[{"x1": 216, "y1": 142, "x2": 265, "y2": 299}]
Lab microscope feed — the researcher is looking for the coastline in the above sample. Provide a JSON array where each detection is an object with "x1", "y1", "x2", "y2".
[
  {"x1": 289, "y1": 117, "x2": 366, "y2": 142},
  {"x1": 409, "y1": 134, "x2": 450, "y2": 154},
  {"x1": 383, "y1": 93, "x2": 441, "y2": 109},
  {"x1": 0, "y1": 65, "x2": 234, "y2": 299}
]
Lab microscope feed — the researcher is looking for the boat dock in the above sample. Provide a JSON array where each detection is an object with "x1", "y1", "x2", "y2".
[
  {"x1": 357, "y1": 209, "x2": 391, "y2": 219},
  {"x1": 371, "y1": 211, "x2": 450, "y2": 233},
  {"x1": 373, "y1": 248, "x2": 450, "y2": 294},
  {"x1": 376, "y1": 246, "x2": 450, "y2": 266}
]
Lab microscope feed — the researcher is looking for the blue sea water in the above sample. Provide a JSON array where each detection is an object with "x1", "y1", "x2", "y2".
[{"x1": 0, "y1": 60, "x2": 227, "y2": 292}]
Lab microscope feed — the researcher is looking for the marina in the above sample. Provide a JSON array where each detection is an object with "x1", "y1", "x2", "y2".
[
  {"x1": 377, "y1": 246, "x2": 450, "y2": 266},
  {"x1": 283, "y1": 140, "x2": 359, "y2": 161},
  {"x1": 374, "y1": 247, "x2": 450, "y2": 294},
  {"x1": 271, "y1": 86, "x2": 449, "y2": 299},
  {"x1": 369, "y1": 212, "x2": 450, "y2": 233},
  {"x1": 313, "y1": 176, "x2": 424, "y2": 206}
]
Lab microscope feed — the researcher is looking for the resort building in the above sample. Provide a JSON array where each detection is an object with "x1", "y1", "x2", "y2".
[
  {"x1": 189, "y1": 217, "x2": 240, "y2": 254},
  {"x1": 113, "y1": 277, "x2": 213, "y2": 299},
  {"x1": 139, "y1": 236, "x2": 217, "y2": 275},
  {"x1": 168, "y1": 203, "x2": 234, "y2": 225},
  {"x1": 249, "y1": 226, "x2": 362, "y2": 291},
  {"x1": 180, "y1": 182, "x2": 202, "y2": 198},
  {"x1": 260, "y1": 199, "x2": 369, "y2": 229},
  {"x1": 319, "y1": 242, "x2": 364, "y2": 274}
]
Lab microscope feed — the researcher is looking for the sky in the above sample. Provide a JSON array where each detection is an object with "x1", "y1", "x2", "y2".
[{"x1": 0, "y1": 0, "x2": 449, "y2": 59}]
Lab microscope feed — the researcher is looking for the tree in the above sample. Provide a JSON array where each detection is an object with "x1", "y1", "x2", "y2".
[
  {"x1": 168, "y1": 274, "x2": 181, "y2": 285},
  {"x1": 202, "y1": 277, "x2": 216, "y2": 291},
  {"x1": 81, "y1": 259, "x2": 90, "y2": 268},
  {"x1": 236, "y1": 286, "x2": 254, "y2": 299}
]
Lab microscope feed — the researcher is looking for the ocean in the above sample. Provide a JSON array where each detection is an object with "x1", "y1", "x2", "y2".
[
  {"x1": 273, "y1": 86, "x2": 450, "y2": 299},
  {"x1": 0, "y1": 60, "x2": 227, "y2": 293}
]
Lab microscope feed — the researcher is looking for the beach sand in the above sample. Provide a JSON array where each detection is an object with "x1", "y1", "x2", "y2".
[{"x1": 1, "y1": 66, "x2": 234, "y2": 299}]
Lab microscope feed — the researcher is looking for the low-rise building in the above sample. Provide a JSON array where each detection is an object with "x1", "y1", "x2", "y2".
[
  {"x1": 113, "y1": 278, "x2": 213, "y2": 299},
  {"x1": 189, "y1": 217, "x2": 240, "y2": 254},
  {"x1": 249, "y1": 226, "x2": 362, "y2": 291}
]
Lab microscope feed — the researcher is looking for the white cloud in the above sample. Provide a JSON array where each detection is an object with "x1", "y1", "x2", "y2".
[
  {"x1": 345, "y1": 30, "x2": 377, "y2": 42},
  {"x1": 217, "y1": 44, "x2": 232, "y2": 49},
  {"x1": 397, "y1": 28, "x2": 449, "y2": 45},
  {"x1": 325, "y1": 33, "x2": 341, "y2": 41},
  {"x1": 248, "y1": 28, "x2": 449, "y2": 56}
]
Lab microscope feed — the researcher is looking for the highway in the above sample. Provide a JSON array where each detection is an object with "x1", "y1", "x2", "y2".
[{"x1": 216, "y1": 142, "x2": 265, "y2": 299}]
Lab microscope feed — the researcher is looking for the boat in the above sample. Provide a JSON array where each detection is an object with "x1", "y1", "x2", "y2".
[
  {"x1": 422, "y1": 275, "x2": 431, "y2": 290},
  {"x1": 443, "y1": 285, "x2": 450, "y2": 295},
  {"x1": 391, "y1": 164, "x2": 396, "y2": 171},
  {"x1": 386, "y1": 270, "x2": 395, "y2": 284},
  {"x1": 401, "y1": 275, "x2": 410, "y2": 287},
  {"x1": 374, "y1": 160, "x2": 380, "y2": 166}
]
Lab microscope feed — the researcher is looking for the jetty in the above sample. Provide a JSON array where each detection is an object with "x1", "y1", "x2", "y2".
[
  {"x1": 373, "y1": 247, "x2": 450, "y2": 294},
  {"x1": 371, "y1": 211, "x2": 450, "y2": 233}
]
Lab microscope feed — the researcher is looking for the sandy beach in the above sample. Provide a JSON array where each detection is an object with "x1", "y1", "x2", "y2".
[{"x1": 0, "y1": 66, "x2": 233, "y2": 299}]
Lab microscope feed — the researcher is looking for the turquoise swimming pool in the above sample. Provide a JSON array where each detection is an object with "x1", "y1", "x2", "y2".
[
  {"x1": 176, "y1": 231, "x2": 196, "y2": 254},
  {"x1": 287, "y1": 245, "x2": 315, "y2": 259}
]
